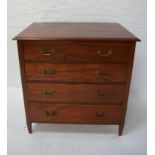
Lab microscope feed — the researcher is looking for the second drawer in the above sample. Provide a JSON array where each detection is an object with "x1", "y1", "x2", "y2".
[
  {"x1": 25, "y1": 63, "x2": 128, "y2": 83},
  {"x1": 26, "y1": 83, "x2": 125, "y2": 104}
]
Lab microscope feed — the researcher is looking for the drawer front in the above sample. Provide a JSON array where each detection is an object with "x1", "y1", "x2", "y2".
[
  {"x1": 25, "y1": 63, "x2": 128, "y2": 83},
  {"x1": 29, "y1": 103, "x2": 122, "y2": 124},
  {"x1": 23, "y1": 41, "x2": 130, "y2": 63},
  {"x1": 26, "y1": 83, "x2": 125, "y2": 103}
]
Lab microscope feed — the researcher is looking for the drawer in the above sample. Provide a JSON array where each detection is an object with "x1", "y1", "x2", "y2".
[
  {"x1": 26, "y1": 83, "x2": 125, "y2": 104},
  {"x1": 23, "y1": 41, "x2": 130, "y2": 63},
  {"x1": 29, "y1": 103, "x2": 122, "y2": 124},
  {"x1": 25, "y1": 63, "x2": 128, "y2": 83}
]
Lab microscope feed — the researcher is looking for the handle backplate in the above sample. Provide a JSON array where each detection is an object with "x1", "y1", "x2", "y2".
[
  {"x1": 43, "y1": 68, "x2": 56, "y2": 75},
  {"x1": 96, "y1": 70, "x2": 111, "y2": 77},
  {"x1": 96, "y1": 112, "x2": 105, "y2": 117},
  {"x1": 40, "y1": 49, "x2": 56, "y2": 56},
  {"x1": 96, "y1": 91, "x2": 109, "y2": 96},
  {"x1": 45, "y1": 111, "x2": 57, "y2": 116},
  {"x1": 43, "y1": 90, "x2": 56, "y2": 96},
  {"x1": 97, "y1": 50, "x2": 112, "y2": 57}
]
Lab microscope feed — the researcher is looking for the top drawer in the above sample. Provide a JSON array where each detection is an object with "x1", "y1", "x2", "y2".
[{"x1": 23, "y1": 41, "x2": 131, "y2": 63}]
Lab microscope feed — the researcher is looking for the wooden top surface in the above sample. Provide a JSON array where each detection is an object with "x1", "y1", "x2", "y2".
[{"x1": 13, "y1": 22, "x2": 140, "y2": 41}]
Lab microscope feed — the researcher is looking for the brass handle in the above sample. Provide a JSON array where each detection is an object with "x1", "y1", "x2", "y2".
[
  {"x1": 43, "y1": 90, "x2": 56, "y2": 96},
  {"x1": 43, "y1": 69, "x2": 56, "y2": 75},
  {"x1": 96, "y1": 91, "x2": 109, "y2": 96},
  {"x1": 96, "y1": 70, "x2": 111, "y2": 76},
  {"x1": 40, "y1": 49, "x2": 56, "y2": 56},
  {"x1": 96, "y1": 112, "x2": 105, "y2": 117},
  {"x1": 45, "y1": 111, "x2": 57, "y2": 116},
  {"x1": 97, "y1": 50, "x2": 112, "y2": 56}
]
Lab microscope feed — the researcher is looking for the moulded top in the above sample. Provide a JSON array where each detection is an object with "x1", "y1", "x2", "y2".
[{"x1": 13, "y1": 22, "x2": 140, "y2": 41}]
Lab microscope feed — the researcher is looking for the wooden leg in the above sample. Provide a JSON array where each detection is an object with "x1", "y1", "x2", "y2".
[
  {"x1": 27, "y1": 121, "x2": 32, "y2": 133},
  {"x1": 119, "y1": 123, "x2": 124, "y2": 136}
]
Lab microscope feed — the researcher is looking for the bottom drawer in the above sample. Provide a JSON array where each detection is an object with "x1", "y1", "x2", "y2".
[{"x1": 29, "y1": 103, "x2": 122, "y2": 124}]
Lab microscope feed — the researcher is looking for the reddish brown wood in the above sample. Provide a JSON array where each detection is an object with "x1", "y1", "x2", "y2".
[
  {"x1": 13, "y1": 23, "x2": 140, "y2": 135},
  {"x1": 26, "y1": 83, "x2": 125, "y2": 103},
  {"x1": 23, "y1": 41, "x2": 131, "y2": 63},
  {"x1": 17, "y1": 41, "x2": 32, "y2": 133},
  {"x1": 13, "y1": 23, "x2": 140, "y2": 41},
  {"x1": 119, "y1": 42, "x2": 136, "y2": 136},
  {"x1": 25, "y1": 63, "x2": 128, "y2": 83},
  {"x1": 29, "y1": 103, "x2": 122, "y2": 124}
]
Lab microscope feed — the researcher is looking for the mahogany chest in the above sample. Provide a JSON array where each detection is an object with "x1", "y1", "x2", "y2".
[{"x1": 13, "y1": 23, "x2": 140, "y2": 135}]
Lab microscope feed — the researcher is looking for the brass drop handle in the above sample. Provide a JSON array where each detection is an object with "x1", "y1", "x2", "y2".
[
  {"x1": 43, "y1": 90, "x2": 56, "y2": 96},
  {"x1": 43, "y1": 68, "x2": 56, "y2": 75},
  {"x1": 45, "y1": 111, "x2": 57, "y2": 116},
  {"x1": 97, "y1": 50, "x2": 112, "y2": 56},
  {"x1": 96, "y1": 70, "x2": 111, "y2": 76},
  {"x1": 96, "y1": 91, "x2": 109, "y2": 96},
  {"x1": 40, "y1": 49, "x2": 56, "y2": 56},
  {"x1": 96, "y1": 112, "x2": 105, "y2": 117}
]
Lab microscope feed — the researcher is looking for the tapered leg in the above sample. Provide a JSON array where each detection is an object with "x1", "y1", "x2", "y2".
[
  {"x1": 27, "y1": 121, "x2": 32, "y2": 133},
  {"x1": 119, "y1": 123, "x2": 124, "y2": 136}
]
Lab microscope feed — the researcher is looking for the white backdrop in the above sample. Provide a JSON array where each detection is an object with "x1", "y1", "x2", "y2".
[{"x1": 8, "y1": 1, "x2": 146, "y2": 154}]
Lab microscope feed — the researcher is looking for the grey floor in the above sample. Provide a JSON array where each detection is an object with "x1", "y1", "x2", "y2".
[{"x1": 8, "y1": 87, "x2": 146, "y2": 155}]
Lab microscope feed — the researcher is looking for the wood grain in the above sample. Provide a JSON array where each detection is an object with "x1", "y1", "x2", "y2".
[{"x1": 13, "y1": 22, "x2": 140, "y2": 41}]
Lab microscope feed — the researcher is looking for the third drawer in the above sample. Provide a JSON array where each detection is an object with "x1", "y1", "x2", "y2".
[{"x1": 26, "y1": 83, "x2": 125, "y2": 104}]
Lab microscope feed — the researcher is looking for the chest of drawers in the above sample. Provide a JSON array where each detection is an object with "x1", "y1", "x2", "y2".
[{"x1": 13, "y1": 23, "x2": 140, "y2": 135}]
